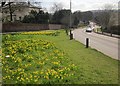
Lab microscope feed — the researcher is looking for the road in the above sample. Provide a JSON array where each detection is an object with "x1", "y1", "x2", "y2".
[{"x1": 73, "y1": 28, "x2": 119, "y2": 60}]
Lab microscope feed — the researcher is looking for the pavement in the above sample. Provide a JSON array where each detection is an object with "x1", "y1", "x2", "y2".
[{"x1": 73, "y1": 28, "x2": 119, "y2": 60}]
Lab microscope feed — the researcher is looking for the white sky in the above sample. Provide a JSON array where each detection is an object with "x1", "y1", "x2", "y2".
[{"x1": 29, "y1": 0, "x2": 119, "y2": 12}]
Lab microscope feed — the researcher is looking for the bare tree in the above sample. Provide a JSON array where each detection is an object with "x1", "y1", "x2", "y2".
[
  {"x1": 95, "y1": 4, "x2": 114, "y2": 30},
  {"x1": 108, "y1": 12, "x2": 118, "y2": 27},
  {"x1": 2, "y1": 1, "x2": 37, "y2": 22},
  {"x1": 50, "y1": 2, "x2": 63, "y2": 13},
  {"x1": 103, "y1": 4, "x2": 115, "y2": 11},
  {"x1": 2, "y1": 2, "x2": 21, "y2": 21},
  {"x1": 30, "y1": 2, "x2": 41, "y2": 8},
  {"x1": 94, "y1": 4, "x2": 118, "y2": 35}
]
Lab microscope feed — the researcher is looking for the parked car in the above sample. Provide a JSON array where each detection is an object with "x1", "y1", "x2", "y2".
[{"x1": 86, "y1": 27, "x2": 92, "y2": 32}]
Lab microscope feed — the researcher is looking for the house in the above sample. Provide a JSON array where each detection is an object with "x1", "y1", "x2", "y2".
[{"x1": 2, "y1": 2, "x2": 42, "y2": 22}]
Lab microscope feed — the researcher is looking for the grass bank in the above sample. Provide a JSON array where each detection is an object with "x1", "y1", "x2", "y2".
[{"x1": 2, "y1": 30, "x2": 119, "y2": 84}]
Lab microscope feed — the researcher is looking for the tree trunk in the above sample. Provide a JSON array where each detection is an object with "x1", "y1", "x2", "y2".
[
  {"x1": 8, "y1": 3, "x2": 12, "y2": 21},
  {"x1": 110, "y1": 28, "x2": 112, "y2": 36}
]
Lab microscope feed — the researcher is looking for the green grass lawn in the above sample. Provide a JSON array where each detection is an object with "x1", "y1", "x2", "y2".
[{"x1": 2, "y1": 30, "x2": 119, "y2": 84}]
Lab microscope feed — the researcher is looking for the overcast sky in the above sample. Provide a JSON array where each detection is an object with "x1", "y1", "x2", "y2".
[{"x1": 29, "y1": 0, "x2": 119, "y2": 12}]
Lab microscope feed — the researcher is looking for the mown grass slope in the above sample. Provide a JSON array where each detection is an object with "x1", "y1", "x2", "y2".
[{"x1": 2, "y1": 30, "x2": 119, "y2": 84}]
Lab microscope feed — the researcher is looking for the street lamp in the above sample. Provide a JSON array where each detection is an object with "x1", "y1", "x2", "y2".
[
  {"x1": 70, "y1": 0, "x2": 71, "y2": 28},
  {"x1": 69, "y1": 0, "x2": 73, "y2": 40}
]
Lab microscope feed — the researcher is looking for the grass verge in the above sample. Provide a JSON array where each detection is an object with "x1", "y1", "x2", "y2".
[{"x1": 2, "y1": 30, "x2": 119, "y2": 84}]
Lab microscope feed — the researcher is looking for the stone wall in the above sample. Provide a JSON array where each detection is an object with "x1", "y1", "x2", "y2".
[
  {"x1": 49, "y1": 24, "x2": 62, "y2": 30},
  {"x1": 2, "y1": 23, "x2": 63, "y2": 32},
  {"x1": 0, "y1": 13, "x2": 2, "y2": 33}
]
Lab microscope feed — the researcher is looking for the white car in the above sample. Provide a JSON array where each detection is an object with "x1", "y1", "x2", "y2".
[{"x1": 86, "y1": 27, "x2": 92, "y2": 32}]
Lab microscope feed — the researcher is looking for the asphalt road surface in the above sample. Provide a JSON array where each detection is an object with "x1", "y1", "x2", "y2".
[{"x1": 73, "y1": 28, "x2": 119, "y2": 60}]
